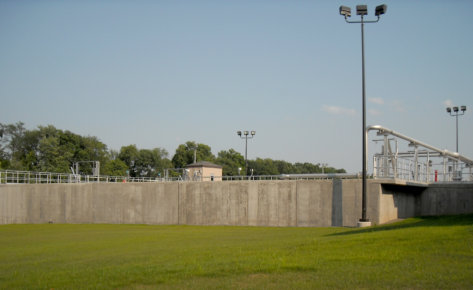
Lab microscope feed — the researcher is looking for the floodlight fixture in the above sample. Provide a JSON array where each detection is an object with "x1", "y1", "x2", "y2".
[
  {"x1": 356, "y1": 5, "x2": 368, "y2": 16},
  {"x1": 339, "y1": 6, "x2": 351, "y2": 17},
  {"x1": 339, "y1": 3, "x2": 387, "y2": 226},
  {"x1": 375, "y1": 4, "x2": 387, "y2": 16},
  {"x1": 446, "y1": 104, "x2": 467, "y2": 154},
  {"x1": 237, "y1": 130, "x2": 256, "y2": 176}
]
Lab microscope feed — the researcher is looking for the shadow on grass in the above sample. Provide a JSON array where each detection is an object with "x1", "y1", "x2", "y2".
[{"x1": 329, "y1": 214, "x2": 473, "y2": 236}]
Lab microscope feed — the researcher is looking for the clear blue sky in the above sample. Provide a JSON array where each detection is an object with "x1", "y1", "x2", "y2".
[{"x1": 1, "y1": 0, "x2": 472, "y2": 173}]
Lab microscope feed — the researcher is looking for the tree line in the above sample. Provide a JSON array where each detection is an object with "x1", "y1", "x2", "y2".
[{"x1": 0, "y1": 122, "x2": 345, "y2": 177}]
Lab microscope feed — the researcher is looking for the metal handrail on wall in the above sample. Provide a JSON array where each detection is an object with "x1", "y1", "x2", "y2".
[
  {"x1": 0, "y1": 170, "x2": 361, "y2": 184},
  {"x1": 368, "y1": 125, "x2": 473, "y2": 182}
]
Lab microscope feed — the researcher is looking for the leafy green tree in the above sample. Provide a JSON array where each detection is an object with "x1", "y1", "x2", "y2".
[
  {"x1": 37, "y1": 126, "x2": 65, "y2": 172},
  {"x1": 0, "y1": 122, "x2": 347, "y2": 176},
  {"x1": 171, "y1": 141, "x2": 215, "y2": 169},
  {"x1": 294, "y1": 162, "x2": 320, "y2": 174},
  {"x1": 0, "y1": 123, "x2": 110, "y2": 173},
  {"x1": 117, "y1": 145, "x2": 171, "y2": 177},
  {"x1": 0, "y1": 122, "x2": 27, "y2": 169},
  {"x1": 118, "y1": 145, "x2": 139, "y2": 176},
  {"x1": 102, "y1": 159, "x2": 128, "y2": 176},
  {"x1": 247, "y1": 158, "x2": 279, "y2": 176},
  {"x1": 134, "y1": 148, "x2": 171, "y2": 177},
  {"x1": 215, "y1": 149, "x2": 245, "y2": 176},
  {"x1": 273, "y1": 160, "x2": 295, "y2": 174},
  {"x1": 9, "y1": 129, "x2": 40, "y2": 170}
]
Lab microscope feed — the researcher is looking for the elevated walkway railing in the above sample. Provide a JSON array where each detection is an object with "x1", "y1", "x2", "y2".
[
  {"x1": 368, "y1": 125, "x2": 473, "y2": 182},
  {"x1": 0, "y1": 170, "x2": 360, "y2": 184}
]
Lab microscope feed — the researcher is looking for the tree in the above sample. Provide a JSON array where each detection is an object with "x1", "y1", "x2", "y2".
[
  {"x1": 273, "y1": 160, "x2": 295, "y2": 174},
  {"x1": 102, "y1": 159, "x2": 128, "y2": 176},
  {"x1": 0, "y1": 122, "x2": 27, "y2": 169},
  {"x1": 247, "y1": 158, "x2": 279, "y2": 176},
  {"x1": 117, "y1": 145, "x2": 171, "y2": 177},
  {"x1": 134, "y1": 148, "x2": 171, "y2": 177},
  {"x1": 0, "y1": 122, "x2": 347, "y2": 176},
  {"x1": 118, "y1": 145, "x2": 139, "y2": 176},
  {"x1": 37, "y1": 126, "x2": 65, "y2": 172},
  {"x1": 294, "y1": 162, "x2": 320, "y2": 174},
  {"x1": 215, "y1": 149, "x2": 245, "y2": 176},
  {"x1": 171, "y1": 141, "x2": 215, "y2": 169},
  {"x1": 9, "y1": 129, "x2": 40, "y2": 171},
  {"x1": 0, "y1": 123, "x2": 111, "y2": 173}
]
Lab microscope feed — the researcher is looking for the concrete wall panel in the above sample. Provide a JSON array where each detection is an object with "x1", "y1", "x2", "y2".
[
  {"x1": 0, "y1": 185, "x2": 27, "y2": 224},
  {"x1": 331, "y1": 179, "x2": 343, "y2": 227},
  {"x1": 66, "y1": 184, "x2": 93, "y2": 223},
  {"x1": 1, "y1": 180, "x2": 472, "y2": 227},
  {"x1": 341, "y1": 180, "x2": 362, "y2": 227},
  {"x1": 296, "y1": 180, "x2": 332, "y2": 227},
  {"x1": 179, "y1": 182, "x2": 202, "y2": 225},
  {"x1": 227, "y1": 182, "x2": 249, "y2": 226},
  {"x1": 420, "y1": 183, "x2": 473, "y2": 216},
  {"x1": 247, "y1": 182, "x2": 259, "y2": 226},
  {"x1": 277, "y1": 181, "x2": 297, "y2": 227}
]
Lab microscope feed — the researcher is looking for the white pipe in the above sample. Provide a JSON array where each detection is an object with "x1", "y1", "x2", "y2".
[{"x1": 367, "y1": 125, "x2": 473, "y2": 165}]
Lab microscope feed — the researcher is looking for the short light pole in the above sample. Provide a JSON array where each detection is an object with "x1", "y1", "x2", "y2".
[
  {"x1": 339, "y1": 4, "x2": 387, "y2": 226},
  {"x1": 321, "y1": 163, "x2": 328, "y2": 174},
  {"x1": 446, "y1": 106, "x2": 467, "y2": 153},
  {"x1": 446, "y1": 105, "x2": 467, "y2": 181},
  {"x1": 237, "y1": 131, "x2": 255, "y2": 176}
]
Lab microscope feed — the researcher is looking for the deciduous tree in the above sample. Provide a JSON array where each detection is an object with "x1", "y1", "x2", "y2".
[
  {"x1": 171, "y1": 141, "x2": 215, "y2": 169},
  {"x1": 216, "y1": 149, "x2": 245, "y2": 176}
]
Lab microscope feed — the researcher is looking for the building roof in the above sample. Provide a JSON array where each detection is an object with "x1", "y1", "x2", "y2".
[{"x1": 186, "y1": 161, "x2": 223, "y2": 169}]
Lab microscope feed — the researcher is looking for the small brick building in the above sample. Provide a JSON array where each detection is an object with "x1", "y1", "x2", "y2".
[{"x1": 186, "y1": 161, "x2": 223, "y2": 181}]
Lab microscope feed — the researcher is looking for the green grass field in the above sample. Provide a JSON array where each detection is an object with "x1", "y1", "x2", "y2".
[{"x1": 1, "y1": 215, "x2": 472, "y2": 289}]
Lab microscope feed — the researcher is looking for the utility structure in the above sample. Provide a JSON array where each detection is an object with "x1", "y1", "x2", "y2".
[
  {"x1": 72, "y1": 161, "x2": 100, "y2": 177},
  {"x1": 237, "y1": 130, "x2": 255, "y2": 176},
  {"x1": 339, "y1": 4, "x2": 387, "y2": 226},
  {"x1": 368, "y1": 125, "x2": 473, "y2": 182},
  {"x1": 446, "y1": 105, "x2": 467, "y2": 181},
  {"x1": 446, "y1": 106, "x2": 467, "y2": 153}
]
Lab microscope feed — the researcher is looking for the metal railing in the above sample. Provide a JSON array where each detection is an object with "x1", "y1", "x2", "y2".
[
  {"x1": 0, "y1": 170, "x2": 152, "y2": 184},
  {"x1": 373, "y1": 155, "x2": 473, "y2": 182},
  {"x1": 0, "y1": 170, "x2": 361, "y2": 184},
  {"x1": 369, "y1": 125, "x2": 473, "y2": 182}
]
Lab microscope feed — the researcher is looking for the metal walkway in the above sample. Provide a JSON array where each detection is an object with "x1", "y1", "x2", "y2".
[{"x1": 368, "y1": 125, "x2": 473, "y2": 182}]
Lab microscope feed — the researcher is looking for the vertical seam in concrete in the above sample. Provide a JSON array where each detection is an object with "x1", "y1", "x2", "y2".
[
  {"x1": 62, "y1": 186, "x2": 66, "y2": 223},
  {"x1": 295, "y1": 180, "x2": 298, "y2": 227},
  {"x1": 247, "y1": 182, "x2": 250, "y2": 226},
  {"x1": 177, "y1": 182, "x2": 180, "y2": 225}
]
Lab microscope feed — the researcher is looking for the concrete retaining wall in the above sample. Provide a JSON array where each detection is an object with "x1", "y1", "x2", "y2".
[
  {"x1": 1, "y1": 180, "x2": 472, "y2": 226},
  {"x1": 420, "y1": 183, "x2": 473, "y2": 216},
  {"x1": 371, "y1": 181, "x2": 473, "y2": 224}
]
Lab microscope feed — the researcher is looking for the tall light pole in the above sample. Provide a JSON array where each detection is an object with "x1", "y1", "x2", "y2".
[
  {"x1": 339, "y1": 4, "x2": 387, "y2": 225},
  {"x1": 446, "y1": 106, "x2": 467, "y2": 153},
  {"x1": 446, "y1": 105, "x2": 467, "y2": 181},
  {"x1": 237, "y1": 130, "x2": 255, "y2": 176}
]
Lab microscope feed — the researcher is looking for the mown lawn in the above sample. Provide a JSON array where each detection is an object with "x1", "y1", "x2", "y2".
[{"x1": 0, "y1": 215, "x2": 472, "y2": 289}]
